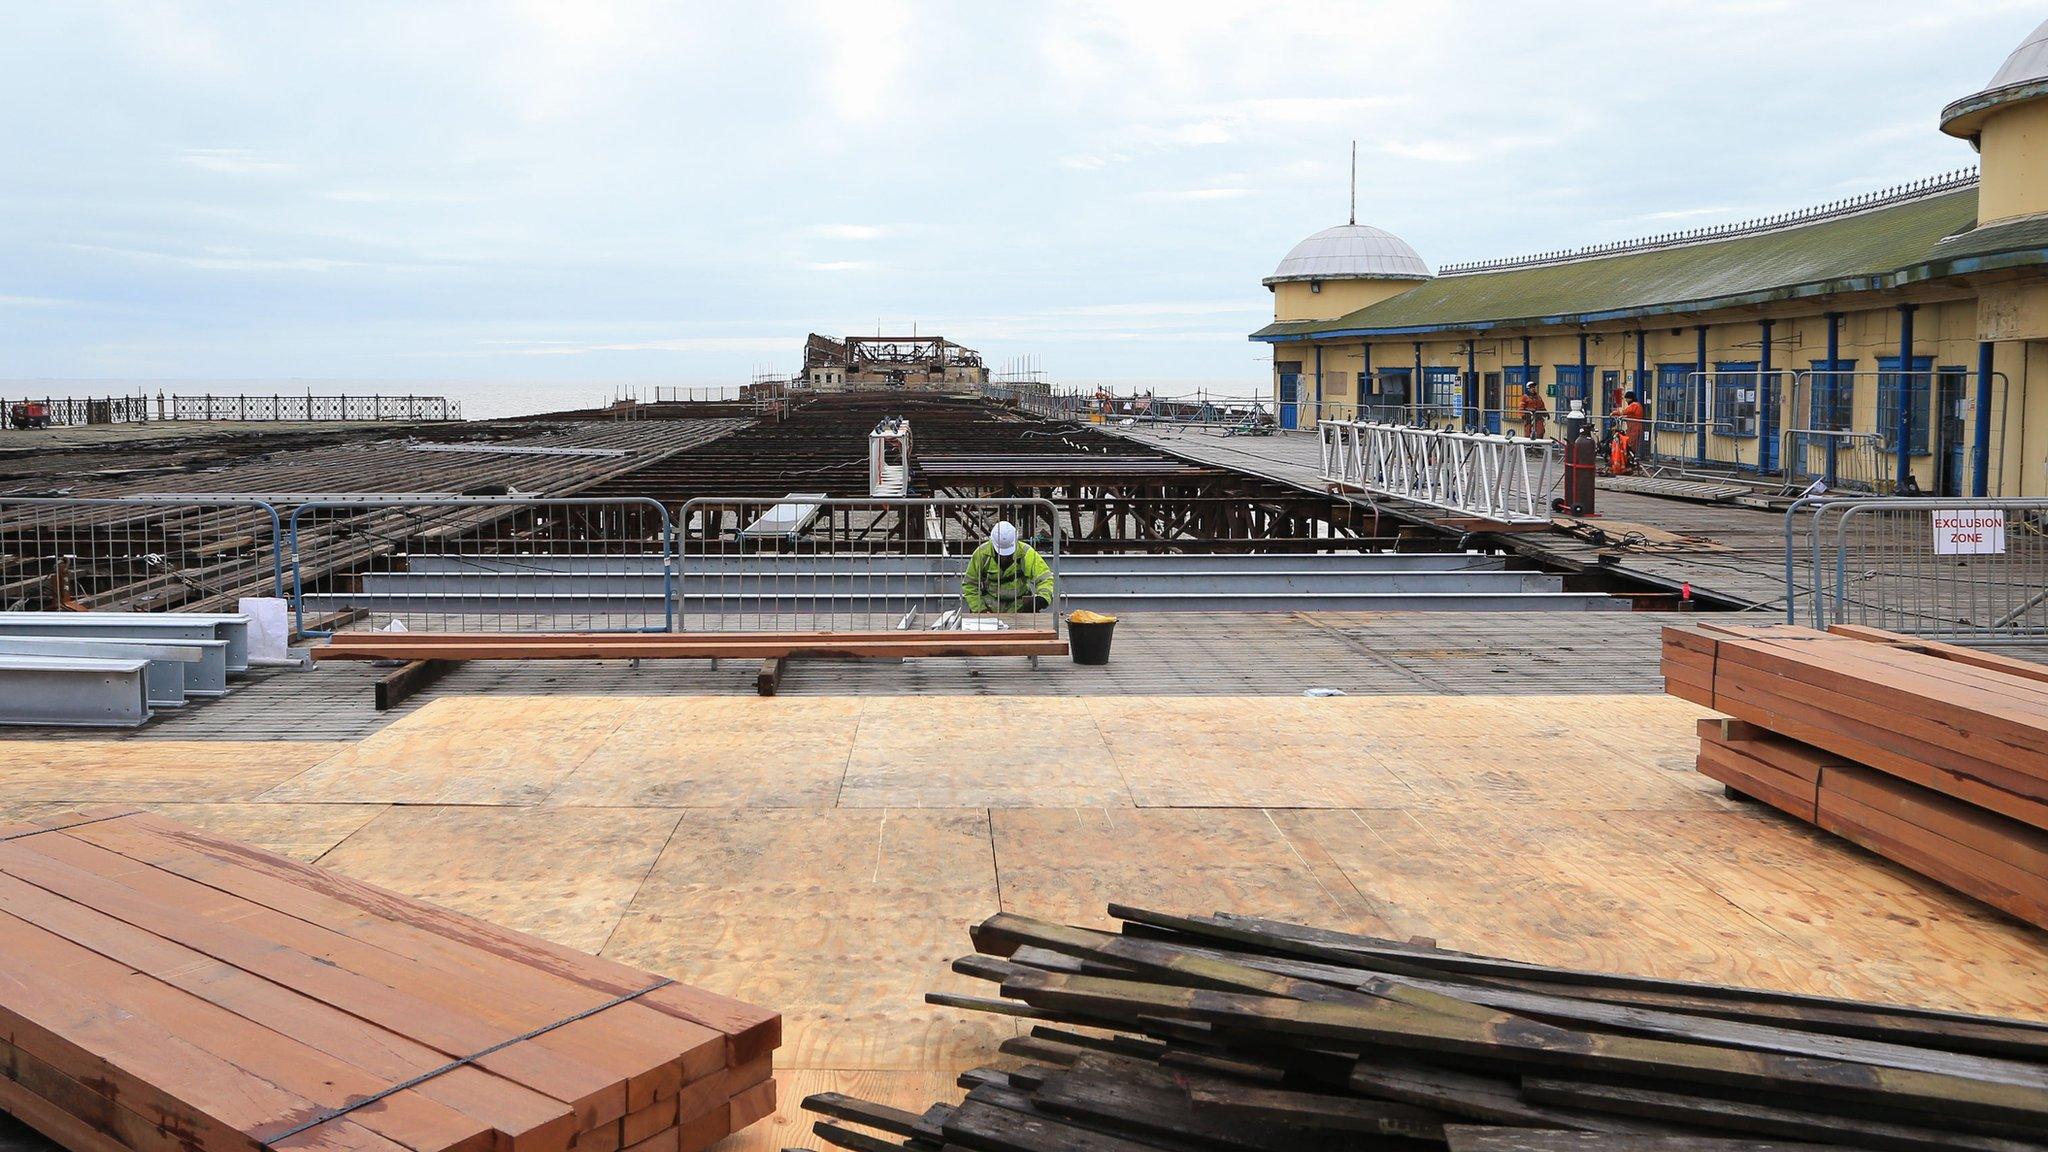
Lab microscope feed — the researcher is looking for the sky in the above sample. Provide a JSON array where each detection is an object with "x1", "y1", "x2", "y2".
[{"x1": 0, "y1": 1, "x2": 2039, "y2": 416}]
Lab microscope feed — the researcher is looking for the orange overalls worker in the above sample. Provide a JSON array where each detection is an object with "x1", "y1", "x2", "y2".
[
  {"x1": 1518, "y1": 383, "x2": 1547, "y2": 439},
  {"x1": 1611, "y1": 391, "x2": 1646, "y2": 474}
]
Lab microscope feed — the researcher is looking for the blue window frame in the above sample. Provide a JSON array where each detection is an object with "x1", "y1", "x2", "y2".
[
  {"x1": 1808, "y1": 359, "x2": 1855, "y2": 432},
  {"x1": 1656, "y1": 364, "x2": 1694, "y2": 430},
  {"x1": 1504, "y1": 365, "x2": 1537, "y2": 390},
  {"x1": 1713, "y1": 361, "x2": 1758, "y2": 438},
  {"x1": 1877, "y1": 356, "x2": 1932, "y2": 455},
  {"x1": 1422, "y1": 366, "x2": 1462, "y2": 415},
  {"x1": 1553, "y1": 365, "x2": 1587, "y2": 411}
]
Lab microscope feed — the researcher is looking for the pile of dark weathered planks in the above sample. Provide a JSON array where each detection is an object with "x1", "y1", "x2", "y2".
[
  {"x1": 803, "y1": 905, "x2": 2048, "y2": 1152},
  {"x1": 1663, "y1": 621, "x2": 2048, "y2": 929},
  {"x1": 0, "y1": 809, "x2": 778, "y2": 1152}
]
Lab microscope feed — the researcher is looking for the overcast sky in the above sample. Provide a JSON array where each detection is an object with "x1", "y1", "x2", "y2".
[{"x1": 0, "y1": 1, "x2": 2037, "y2": 414}]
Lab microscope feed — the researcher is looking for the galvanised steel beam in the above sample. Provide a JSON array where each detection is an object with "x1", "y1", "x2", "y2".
[{"x1": 0, "y1": 656, "x2": 152, "y2": 727}]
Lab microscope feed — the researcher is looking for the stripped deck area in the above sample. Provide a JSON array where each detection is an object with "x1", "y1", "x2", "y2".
[
  {"x1": 0, "y1": 612, "x2": 1686, "y2": 742},
  {"x1": 2, "y1": 693, "x2": 2045, "y2": 1150}
]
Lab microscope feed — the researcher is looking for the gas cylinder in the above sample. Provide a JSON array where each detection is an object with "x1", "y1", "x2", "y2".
[{"x1": 1554, "y1": 404, "x2": 1597, "y2": 515}]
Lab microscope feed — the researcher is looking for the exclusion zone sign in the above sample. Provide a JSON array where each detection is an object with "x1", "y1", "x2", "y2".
[{"x1": 1932, "y1": 509, "x2": 2006, "y2": 556}]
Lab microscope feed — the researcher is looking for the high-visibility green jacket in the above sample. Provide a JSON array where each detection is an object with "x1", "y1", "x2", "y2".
[{"x1": 962, "y1": 542, "x2": 1054, "y2": 613}]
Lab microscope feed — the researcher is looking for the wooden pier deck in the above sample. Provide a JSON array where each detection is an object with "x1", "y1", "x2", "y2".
[{"x1": 3, "y1": 692, "x2": 2044, "y2": 1150}]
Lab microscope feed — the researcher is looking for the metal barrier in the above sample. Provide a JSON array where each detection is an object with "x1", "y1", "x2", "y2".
[
  {"x1": 1320, "y1": 421, "x2": 1559, "y2": 525},
  {"x1": 1785, "y1": 497, "x2": 2048, "y2": 639},
  {"x1": 289, "y1": 497, "x2": 674, "y2": 636},
  {"x1": 676, "y1": 497, "x2": 1062, "y2": 635},
  {"x1": 1777, "y1": 428, "x2": 1890, "y2": 494},
  {"x1": 0, "y1": 497, "x2": 285, "y2": 612}
]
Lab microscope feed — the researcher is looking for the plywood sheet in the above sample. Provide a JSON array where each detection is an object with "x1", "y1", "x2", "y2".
[
  {"x1": 0, "y1": 742, "x2": 348, "y2": 802},
  {"x1": 714, "y1": 1069, "x2": 962, "y2": 1151},
  {"x1": 139, "y1": 802, "x2": 388, "y2": 861},
  {"x1": 838, "y1": 697, "x2": 1130, "y2": 808},
  {"x1": 259, "y1": 696, "x2": 640, "y2": 805},
  {"x1": 314, "y1": 805, "x2": 683, "y2": 953},
  {"x1": 1271, "y1": 807, "x2": 1832, "y2": 993},
  {"x1": 991, "y1": 808, "x2": 1387, "y2": 934},
  {"x1": 1631, "y1": 809, "x2": 2048, "y2": 1019},
  {"x1": 1084, "y1": 696, "x2": 1419, "y2": 808},
  {"x1": 548, "y1": 697, "x2": 861, "y2": 808},
  {"x1": 603, "y1": 809, "x2": 1005, "y2": 1071}
]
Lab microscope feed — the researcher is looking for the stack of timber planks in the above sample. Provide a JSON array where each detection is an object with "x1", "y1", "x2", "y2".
[
  {"x1": 803, "y1": 906, "x2": 2048, "y2": 1151},
  {"x1": 0, "y1": 809, "x2": 778, "y2": 1152},
  {"x1": 1662, "y1": 621, "x2": 2048, "y2": 929}
]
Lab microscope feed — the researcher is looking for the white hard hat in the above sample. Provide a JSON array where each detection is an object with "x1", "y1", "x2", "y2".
[{"x1": 991, "y1": 521, "x2": 1019, "y2": 556}]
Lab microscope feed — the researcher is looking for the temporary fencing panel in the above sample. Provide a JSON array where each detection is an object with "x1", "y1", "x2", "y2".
[
  {"x1": 676, "y1": 497, "x2": 1062, "y2": 635},
  {"x1": 289, "y1": 497, "x2": 673, "y2": 636},
  {"x1": 0, "y1": 497, "x2": 285, "y2": 613}
]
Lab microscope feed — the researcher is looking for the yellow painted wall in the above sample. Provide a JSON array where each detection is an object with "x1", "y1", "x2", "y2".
[
  {"x1": 1272, "y1": 278, "x2": 1425, "y2": 323},
  {"x1": 1277, "y1": 292, "x2": 2016, "y2": 492},
  {"x1": 1977, "y1": 98, "x2": 2048, "y2": 225}
]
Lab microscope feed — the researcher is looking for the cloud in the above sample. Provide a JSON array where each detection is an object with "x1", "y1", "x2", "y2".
[
  {"x1": 178, "y1": 148, "x2": 295, "y2": 176},
  {"x1": 0, "y1": 295, "x2": 75, "y2": 308},
  {"x1": 804, "y1": 224, "x2": 892, "y2": 241},
  {"x1": 494, "y1": 336, "x2": 792, "y2": 355},
  {"x1": 1376, "y1": 139, "x2": 1475, "y2": 164},
  {"x1": 1137, "y1": 187, "x2": 1254, "y2": 202},
  {"x1": 803, "y1": 260, "x2": 879, "y2": 272}
]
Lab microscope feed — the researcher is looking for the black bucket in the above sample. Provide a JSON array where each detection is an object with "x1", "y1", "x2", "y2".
[{"x1": 1069, "y1": 619, "x2": 1116, "y2": 665}]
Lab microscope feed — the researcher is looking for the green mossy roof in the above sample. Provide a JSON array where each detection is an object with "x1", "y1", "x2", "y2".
[{"x1": 1254, "y1": 187, "x2": 2007, "y2": 341}]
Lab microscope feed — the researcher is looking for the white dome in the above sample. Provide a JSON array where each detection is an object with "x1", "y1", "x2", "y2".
[
  {"x1": 1985, "y1": 17, "x2": 2048, "y2": 90},
  {"x1": 1264, "y1": 224, "x2": 1430, "y2": 286},
  {"x1": 1942, "y1": 17, "x2": 2048, "y2": 138}
]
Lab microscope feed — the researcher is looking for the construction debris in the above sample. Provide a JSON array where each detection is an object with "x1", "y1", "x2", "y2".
[
  {"x1": 0, "y1": 809, "x2": 779, "y2": 1152},
  {"x1": 804, "y1": 905, "x2": 2048, "y2": 1151},
  {"x1": 1663, "y1": 621, "x2": 2048, "y2": 929}
]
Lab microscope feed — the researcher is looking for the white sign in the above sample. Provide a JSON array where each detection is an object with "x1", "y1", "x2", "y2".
[{"x1": 1932, "y1": 509, "x2": 2006, "y2": 556}]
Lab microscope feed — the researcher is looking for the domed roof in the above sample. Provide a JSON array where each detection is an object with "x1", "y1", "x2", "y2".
[
  {"x1": 1941, "y1": 17, "x2": 2048, "y2": 139},
  {"x1": 1263, "y1": 223, "x2": 1430, "y2": 286}
]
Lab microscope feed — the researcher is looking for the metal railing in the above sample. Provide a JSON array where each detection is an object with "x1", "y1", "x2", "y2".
[
  {"x1": 676, "y1": 497, "x2": 1062, "y2": 635},
  {"x1": 289, "y1": 497, "x2": 674, "y2": 636},
  {"x1": 0, "y1": 497, "x2": 285, "y2": 612},
  {"x1": 1320, "y1": 421, "x2": 1559, "y2": 525},
  {"x1": 1786, "y1": 497, "x2": 2048, "y2": 639},
  {"x1": 5, "y1": 396, "x2": 153, "y2": 427},
  {"x1": 171, "y1": 394, "x2": 461, "y2": 422},
  {"x1": 1777, "y1": 428, "x2": 1890, "y2": 494}
]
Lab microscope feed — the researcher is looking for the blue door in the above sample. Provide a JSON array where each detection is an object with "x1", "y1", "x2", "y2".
[{"x1": 1278, "y1": 373, "x2": 1299, "y2": 430}]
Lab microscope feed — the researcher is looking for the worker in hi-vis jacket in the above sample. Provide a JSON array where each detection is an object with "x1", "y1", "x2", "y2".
[{"x1": 962, "y1": 521, "x2": 1055, "y2": 613}]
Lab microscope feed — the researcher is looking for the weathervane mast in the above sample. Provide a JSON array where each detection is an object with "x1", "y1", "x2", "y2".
[{"x1": 1348, "y1": 140, "x2": 1356, "y2": 226}]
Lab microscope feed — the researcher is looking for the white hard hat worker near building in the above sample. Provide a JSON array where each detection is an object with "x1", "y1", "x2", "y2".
[{"x1": 962, "y1": 520, "x2": 1055, "y2": 614}]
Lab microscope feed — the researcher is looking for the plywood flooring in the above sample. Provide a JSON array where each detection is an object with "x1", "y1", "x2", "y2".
[{"x1": 4, "y1": 693, "x2": 2047, "y2": 1152}]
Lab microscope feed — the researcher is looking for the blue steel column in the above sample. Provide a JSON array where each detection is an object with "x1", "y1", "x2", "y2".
[
  {"x1": 1465, "y1": 341, "x2": 1478, "y2": 428},
  {"x1": 1822, "y1": 313, "x2": 1840, "y2": 486},
  {"x1": 1896, "y1": 303, "x2": 1917, "y2": 491},
  {"x1": 1577, "y1": 332, "x2": 1590, "y2": 418},
  {"x1": 1758, "y1": 318, "x2": 1776, "y2": 473},
  {"x1": 1412, "y1": 341, "x2": 1423, "y2": 423},
  {"x1": 1974, "y1": 340, "x2": 1994, "y2": 496},
  {"x1": 1360, "y1": 342, "x2": 1372, "y2": 420},
  {"x1": 1694, "y1": 324, "x2": 1709, "y2": 463},
  {"x1": 1313, "y1": 344, "x2": 1323, "y2": 427},
  {"x1": 1633, "y1": 330, "x2": 1646, "y2": 459}
]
